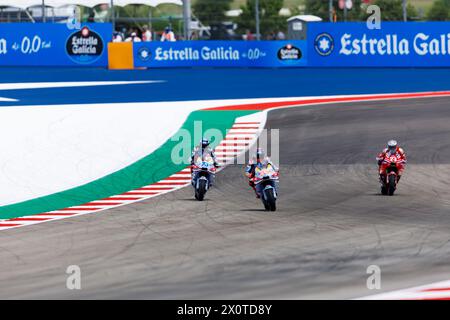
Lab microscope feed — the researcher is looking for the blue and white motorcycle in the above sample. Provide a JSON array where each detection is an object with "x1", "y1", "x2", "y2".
[
  {"x1": 191, "y1": 156, "x2": 217, "y2": 201},
  {"x1": 254, "y1": 166, "x2": 279, "y2": 212}
]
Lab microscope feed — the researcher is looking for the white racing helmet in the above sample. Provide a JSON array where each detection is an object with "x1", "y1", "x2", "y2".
[{"x1": 387, "y1": 140, "x2": 398, "y2": 152}]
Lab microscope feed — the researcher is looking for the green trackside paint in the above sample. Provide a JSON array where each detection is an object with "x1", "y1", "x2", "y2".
[{"x1": 0, "y1": 110, "x2": 256, "y2": 220}]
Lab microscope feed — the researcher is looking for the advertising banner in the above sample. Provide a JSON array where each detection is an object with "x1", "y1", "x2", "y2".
[
  {"x1": 0, "y1": 23, "x2": 112, "y2": 67},
  {"x1": 308, "y1": 22, "x2": 450, "y2": 67},
  {"x1": 133, "y1": 40, "x2": 307, "y2": 68}
]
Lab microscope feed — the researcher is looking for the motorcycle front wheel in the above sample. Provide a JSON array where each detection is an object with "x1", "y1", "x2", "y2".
[
  {"x1": 388, "y1": 175, "x2": 396, "y2": 196},
  {"x1": 264, "y1": 188, "x2": 277, "y2": 212},
  {"x1": 195, "y1": 179, "x2": 207, "y2": 201}
]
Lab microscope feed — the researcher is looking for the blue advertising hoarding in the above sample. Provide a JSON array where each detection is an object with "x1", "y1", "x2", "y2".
[
  {"x1": 308, "y1": 22, "x2": 450, "y2": 67},
  {"x1": 133, "y1": 41, "x2": 307, "y2": 68},
  {"x1": 0, "y1": 23, "x2": 112, "y2": 67}
]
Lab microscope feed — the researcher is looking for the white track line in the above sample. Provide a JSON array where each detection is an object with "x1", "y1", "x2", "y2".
[{"x1": 0, "y1": 81, "x2": 164, "y2": 91}]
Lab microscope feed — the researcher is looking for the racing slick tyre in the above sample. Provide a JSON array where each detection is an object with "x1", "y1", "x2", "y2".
[
  {"x1": 262, "y1": 199, "x2": 270, "y2": 211},
  {"x1": 388, "y1": 175, "x2": 396, "y2": 196},
  {"x1": 196, "y1": 179, "x2": 207, "y2": 201},
  {"x1": 265, "y1": 188, "x2": 277, "y2": 212}
]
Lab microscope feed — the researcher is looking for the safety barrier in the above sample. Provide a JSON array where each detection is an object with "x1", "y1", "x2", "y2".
[
  {"x1": 307, "y1": 22, "x2": 450, "y2": 67},
  {"x1": 132, "y1": 40, "x2": 307, "y2": 68},
  {"x1": 0, "y1": 23, "x2": 112, "y2": 67},
  {"x1": 2, "y1": 22, "x2": 450, "y2": 68}
]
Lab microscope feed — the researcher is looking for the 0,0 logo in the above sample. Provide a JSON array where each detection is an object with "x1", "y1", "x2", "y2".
[{"x1": 314, "y1": 33, "x2": 334, "y2": 56}]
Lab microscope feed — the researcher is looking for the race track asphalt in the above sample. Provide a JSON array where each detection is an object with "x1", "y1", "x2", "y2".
[{"x1": 2, "y1": 97, "x2": 450, "y2": 299}]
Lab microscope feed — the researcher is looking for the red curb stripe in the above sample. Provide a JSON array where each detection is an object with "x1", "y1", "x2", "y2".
[
  {"x1": 0, "y1": 223, "x2": 22, "y2": 227},
  {"x1": 223, "y1": 137, "x2": 253, "y2": 140},
  {"x1": 206, "y1": 91, "x2": 450, "y2": 111},
  {"x1": 154, "y1": 182, "x2": 188, "y2": 186},
  {"x1": 80, "y1": 202, "x2": 122, "y2": 206},
  {"x1": 60, "y1": 207, "x2": 102, "y2": 211},
  {"x1": 102, "y1": 197, "x2": 142, "y2": 201},
  {"x1": 137, "y1": 187, "x2": 175, "y2": 191},
  {"x1": 226, "y1": 132, "x2": 257, "y2": 135},
  {"x1": 48, "y1": 211, "x2": 86, "y2": 214},
  {"x1": 217, "y1": 144, "x2": 247, "y2": 148},
  {"x1": 216, "y1": 155, "x2": 239, "y2": 158},
  {"x1": 234, "y1": 122, "x2": 260, "y2": 124},
  {"x1": 420, "y1": 287, "x2": 450, "y2": 292},
  {"x1": 164, "y1": 177, "x2": 192, "y2": 181},
  {"x1": 230, "y1": 126, "x2": 260, "y2": 129},
  {"x1": 35, "y1": 212, "x2": 78, "y2": 216},
  {"x1": 218, "y1": 143, "x2": 249, "y2": 146},
  {"x1": 122, "y1": 192, "x2": 159, "y2": 196},
  {"x1": 412, "y1": 297, "x2": 450, "y2": 301},
  {"x1": 9, "y1": 217, "x2": 52, "y2": 221}
]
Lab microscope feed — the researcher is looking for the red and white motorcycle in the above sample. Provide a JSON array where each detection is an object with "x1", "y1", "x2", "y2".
[
  {"x1": 254, "y1": 165, "x2": 279, "y2": 211},
  {"x1": 379, "y1": 154, "x2": 405, "y2": 196}
]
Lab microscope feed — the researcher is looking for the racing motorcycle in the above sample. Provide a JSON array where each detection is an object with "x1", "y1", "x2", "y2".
[
  {"x1": 254, "y1": 166, "x2": 279, "y2": 211},
  {"x1": 191, "y1": 156, "x2": 216, "y2": 201},
  {"x1": 379, "y1": 154, "x2": 404, "y2": 196}
]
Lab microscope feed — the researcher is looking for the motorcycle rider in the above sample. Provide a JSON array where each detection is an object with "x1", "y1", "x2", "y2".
[
  {"x1": 245, "y1": 148, "x2": 279, "y2": 198},
  {"x1": 191, "y1": 138, "x2": 220, "y2": 187},
  {"x1": 376, "y1": 140, "x2": 407, "y2": 183}
]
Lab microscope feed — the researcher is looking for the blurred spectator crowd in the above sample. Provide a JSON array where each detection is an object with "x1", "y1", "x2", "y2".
[
  {"x1": 113, "y1": 26, "x2": 285, "y2": 43},
  {"x1": 113, "y1": 25, "x2": 177, "y2": 43}
]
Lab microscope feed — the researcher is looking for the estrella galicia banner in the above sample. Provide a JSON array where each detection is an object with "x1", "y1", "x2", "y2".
[
  {"x1": 308, "y1": 22, "x2": 450, "y2": 67},
  {"x1": 0, "y1": 23, "x2": 112, "y2": 66},
  {"x1": 134, "y1": 41, "x2": 307, "y2": 68}
]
